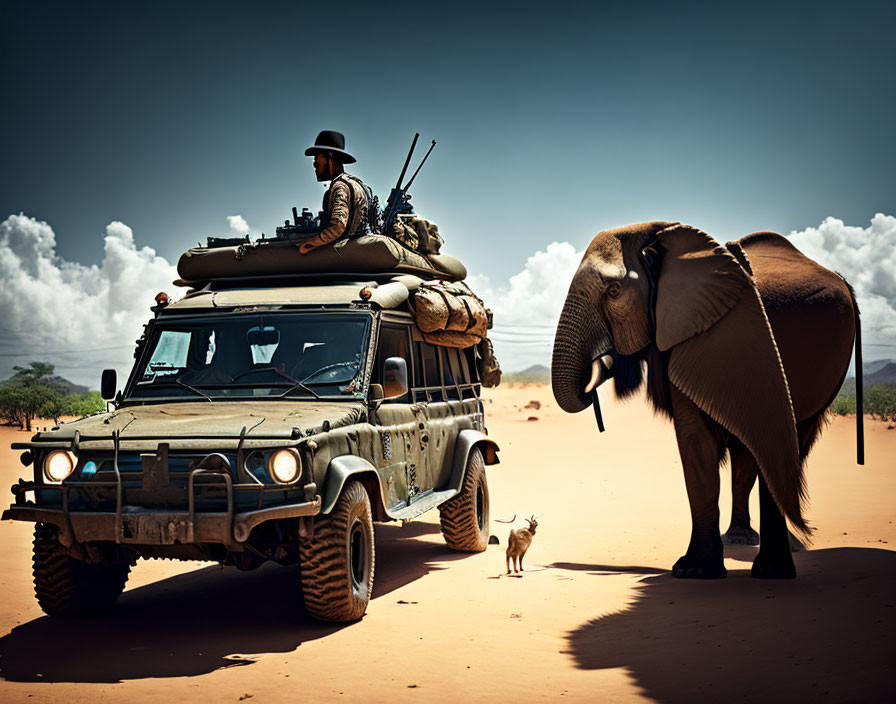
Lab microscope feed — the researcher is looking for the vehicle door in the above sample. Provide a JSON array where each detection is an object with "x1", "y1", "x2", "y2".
[{"x1": 371, "y1": 321, "x2": 423, "y2": 510}]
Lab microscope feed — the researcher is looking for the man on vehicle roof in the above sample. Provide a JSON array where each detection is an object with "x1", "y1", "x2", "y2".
[{"x1": 299, "y1": 130, "x2": 370, "y2": 255}]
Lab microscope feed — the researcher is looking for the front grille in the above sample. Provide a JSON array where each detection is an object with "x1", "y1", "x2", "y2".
[{"x1": 55, "y1": 453, "x2": 298, "y2": 512}]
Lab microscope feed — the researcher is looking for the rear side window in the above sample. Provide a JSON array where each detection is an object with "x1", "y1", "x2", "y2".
[
  {"x1": 409, "y1": 339, "x2": 480, "y2": 401},
  {"x1": 419, "y1": 342, "x2": 439, "y2": 389}
]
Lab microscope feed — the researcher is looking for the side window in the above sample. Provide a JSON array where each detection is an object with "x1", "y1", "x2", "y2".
[
  {"x1": 440, "y1": 348, "x2": 459, "y2": 399},
  {"x1": 462, "y1": 346, "x2": 478, "y2": 383},
  {"x1": 458, "y1": 346, "x2": 478, "y2": 397},
  {"x1": 418, "y1": 342, "x2": 439, "y2": 392},
  {"x1": 375, "y1": 325, "x2": 410, "y2": 394},
  {"x1": 379, "y1": 326, "x2": 409, "y2": 366}
]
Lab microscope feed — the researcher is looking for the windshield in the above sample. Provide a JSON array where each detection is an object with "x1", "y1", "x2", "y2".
[{"x1": 127, "y1": 312, "x2": 371, "y2": 400}]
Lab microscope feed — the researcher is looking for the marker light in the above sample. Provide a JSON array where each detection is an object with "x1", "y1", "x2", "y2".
[
  {"x1": 267, "y1": 449, "x2": 301, "y2": 484},
  {"x1": 44, "y1": 451, "x2": 77, "y2": 483}
]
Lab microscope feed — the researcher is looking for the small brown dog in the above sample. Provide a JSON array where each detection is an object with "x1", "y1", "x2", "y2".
[{"x1": 504, "y1": 515, "x2": 538, "y2": 574}]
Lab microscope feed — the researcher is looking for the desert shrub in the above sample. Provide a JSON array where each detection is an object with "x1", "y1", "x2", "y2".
[
  {"x1": 831, "y1": 394, "x2": 857, "y2": 416},
  {"x1": 864, "y1": 384, "x2": 896, "y2": 422},
  {"x1": 833, "y1": 383, "x2": 896, "y2": 421}
]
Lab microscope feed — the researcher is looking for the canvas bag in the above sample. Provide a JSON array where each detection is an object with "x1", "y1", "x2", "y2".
[
  {"x1": 413, "y1": 280, "x2": 489, "y2": 340},
  {"x1": 477, "y1": 337, "x2": 502, "y2": 387}
]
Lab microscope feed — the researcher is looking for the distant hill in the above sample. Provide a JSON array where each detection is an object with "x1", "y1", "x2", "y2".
[
  {"x1": 0, "y1": 373, "x2": 89, "y2": 396},
  {"x1": 503, "y1": 364, "x2": 550, "y2": 385},
  {"x1": 858, "y1": 359, "x2": 895, "y2": 377},
  {"x1": 839, "y1": 359, "x2": 896, "y2": 395}
]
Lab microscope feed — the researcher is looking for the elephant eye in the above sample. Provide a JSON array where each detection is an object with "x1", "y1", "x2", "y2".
[{"x1": 606, "y1": 282, "x2": 622, "y2": 299}]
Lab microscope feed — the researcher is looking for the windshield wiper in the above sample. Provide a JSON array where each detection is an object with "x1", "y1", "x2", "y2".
[
  {"x1": 277, "y1": 380, "x2": 322, "y2": 400},
  {"x1": 175, "y1": 378, "x2": 214, "y2": 402},
  {"x1": 237, "y1": 366, "x2": 323, "y2": 399}
]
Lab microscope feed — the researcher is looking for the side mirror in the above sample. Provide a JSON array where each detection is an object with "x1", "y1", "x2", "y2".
[
  {"x1": 383, "y1": 357, "x2": 408, "y2": 400},
  {"x1": 368, "y1": 383, "x2": 385, "y2": 402},
  {"x1": 101, "y1": 369, "x2": 117, "y2": 401}
]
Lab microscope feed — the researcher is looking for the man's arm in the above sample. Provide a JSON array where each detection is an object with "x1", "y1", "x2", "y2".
[{"x1": 299, "y1": 180, "x2": 351, "y2": 254}]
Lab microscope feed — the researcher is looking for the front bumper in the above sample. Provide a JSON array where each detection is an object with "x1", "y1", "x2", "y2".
[
  {"x1": 3, "y1": 441, "x2": 321, "y2": 549},
  {"x1": 2, "y1": 498, "x2": 320, "y2": 549}
]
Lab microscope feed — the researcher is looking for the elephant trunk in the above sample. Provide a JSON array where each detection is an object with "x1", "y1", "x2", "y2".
[{"x1": 552, "y1": 293, "x2": 614, "y2": 413}]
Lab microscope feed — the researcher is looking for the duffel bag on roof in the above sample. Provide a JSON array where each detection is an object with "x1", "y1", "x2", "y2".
[{"x1": 177, "y1": 234, "x2": 467, "y2": 283}]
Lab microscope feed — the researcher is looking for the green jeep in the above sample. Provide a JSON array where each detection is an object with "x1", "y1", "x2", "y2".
[{"x1": 3, "y1": 274, "x2": 498, "y2": 622}]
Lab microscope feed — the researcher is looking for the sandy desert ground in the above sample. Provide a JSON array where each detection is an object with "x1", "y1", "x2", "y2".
[{"x1": 0, "y1": 385, "x2": 893, "y2": 703}]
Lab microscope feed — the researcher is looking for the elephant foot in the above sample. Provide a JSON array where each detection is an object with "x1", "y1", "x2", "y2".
[
  {"x1": 672, "y1": 555, "x2": 727, "y2": 579},
  {"x1": 751, "y1": 551, "x2": 796, "y2": 579},
  {"x1": 721, "y1": 524, "x2": 759, "y2": 546}
]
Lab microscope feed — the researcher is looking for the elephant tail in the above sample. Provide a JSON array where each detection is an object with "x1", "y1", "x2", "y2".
[{"x1": 844, "y1": 278, "x2": 864, "y2": 465}]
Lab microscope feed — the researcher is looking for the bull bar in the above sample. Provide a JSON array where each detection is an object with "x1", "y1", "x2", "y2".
[{"x1": 3, "y1": 433, "x2": 321, "y2": 550}]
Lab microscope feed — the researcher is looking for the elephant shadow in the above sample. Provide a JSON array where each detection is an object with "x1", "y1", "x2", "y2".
[
  {"x1": 565, "y1": 547, "x2": 896, "y2": 704},
  {"x1": 0, "y1": 520, "x2": 458, "y2": 684}
]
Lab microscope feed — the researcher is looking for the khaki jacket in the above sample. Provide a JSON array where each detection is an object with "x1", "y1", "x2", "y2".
[{"x1": 302, "y1": 172, "x2": 368, "y2": 249}]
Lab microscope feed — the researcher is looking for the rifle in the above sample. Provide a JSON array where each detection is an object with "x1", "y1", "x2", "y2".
[{"x1": 381, "y1": 133, "x2": 436, "y2": 235}]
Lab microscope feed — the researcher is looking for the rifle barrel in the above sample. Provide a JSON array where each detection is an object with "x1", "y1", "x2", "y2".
[
  {"x1": 395, "y1": 133, "x2": 419, "y2": 189},
  {"x1": 404, "y1": 140, "x2": 436, "y2": 190}
]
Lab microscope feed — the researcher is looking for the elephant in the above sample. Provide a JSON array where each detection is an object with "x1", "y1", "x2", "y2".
[{"x1": 551, "y1": 221, "x2": 861, "y2": 579}]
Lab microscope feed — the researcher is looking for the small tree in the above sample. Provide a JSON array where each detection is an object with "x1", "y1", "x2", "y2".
[
  {"x1": 11, "y1": 362, "x2": 56, "y2": 387},
  {"x1": 62, "y1": 391, "x2": 106, "y2": 418},
  {"x1": 0, "y1": 384, "x2": 29, "y2": 428}
]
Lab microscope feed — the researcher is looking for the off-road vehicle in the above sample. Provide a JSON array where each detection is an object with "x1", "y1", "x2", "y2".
[{"x1": 4, "y1": 267, "x2": 499, "y2": 622}]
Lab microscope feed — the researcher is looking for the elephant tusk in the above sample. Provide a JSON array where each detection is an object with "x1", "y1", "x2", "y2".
[
  {"x1": 584, "y1": 354, "x2": 614, "y2": 394},
  {"x1": 584, "y1": 358, "x2": 602, "y2": 394}
]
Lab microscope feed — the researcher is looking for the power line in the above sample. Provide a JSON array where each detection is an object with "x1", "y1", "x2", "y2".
[{"x1": 0, "y1": 345, "x2": 134, "y2": 357}]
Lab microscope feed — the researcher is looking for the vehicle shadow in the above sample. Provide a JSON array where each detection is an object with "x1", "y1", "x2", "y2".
[
  {"x1": 563, "y1": 547, "x2": 896, "y2": 703},
  {"x1": 0, "y1": 519, "x2": 460, "y2": 683}
]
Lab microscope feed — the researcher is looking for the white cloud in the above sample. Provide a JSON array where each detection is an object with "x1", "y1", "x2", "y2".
[
  {"x1": 227, "y1": 214, "x2": 250, "y2": 235},
  {"x1": 471, "y1": 241, "x2": 583, "y2": 372},
  {"x1": 787, "y1": 214, "x2": 896, "y2": 364},
  {"x1": 2, "y1": 212, "x2": 891, "y2": 386},
  {"x1": 0, "y1": 214, "x2": 178, "y2": 388}
]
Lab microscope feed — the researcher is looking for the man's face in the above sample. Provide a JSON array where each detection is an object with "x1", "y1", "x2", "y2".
[{"x1": 313, "y1": 153, "x2": 337, "y2": 181}]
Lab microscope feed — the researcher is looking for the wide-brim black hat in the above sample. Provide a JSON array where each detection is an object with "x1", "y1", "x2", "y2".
[{"x1": 304, "y1": 130, "x2": 356, "y2": 164}]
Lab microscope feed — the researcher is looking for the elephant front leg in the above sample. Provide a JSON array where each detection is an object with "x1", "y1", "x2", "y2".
[
  {"x1": 670, "y1": 387, "x2": 727, "y2": 579},
  {"x1": 722, "y1": 441, "x2": 760, "y2": 546},
  {"x1": 751, "y1": 474, "x2": 796, "y2": 579}
]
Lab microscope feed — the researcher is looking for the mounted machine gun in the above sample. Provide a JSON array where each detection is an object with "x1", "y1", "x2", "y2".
[{"x1": 381, "y1": 133, "x2": 436, "y2": 236}]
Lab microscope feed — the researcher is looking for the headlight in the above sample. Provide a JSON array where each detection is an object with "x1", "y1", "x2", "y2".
[
  {"x1": 267, "y1": 449, "x2": 301, "y2": 484},
  {"x1": 44, "y1": 450, "x2": 77, "y2": 483}
]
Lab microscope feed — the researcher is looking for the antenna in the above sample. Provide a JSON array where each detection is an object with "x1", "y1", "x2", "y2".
[{"x1": 404, "y1": 140, "x2": 436, "y2": 190}]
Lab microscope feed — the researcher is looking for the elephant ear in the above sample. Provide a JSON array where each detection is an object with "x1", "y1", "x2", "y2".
[
  {"x1": 654, "y1": 225, "x2": 809, "y2": 536},
  {"x1": 654, "y1": 225, "x2": 749, "y2": 351}
]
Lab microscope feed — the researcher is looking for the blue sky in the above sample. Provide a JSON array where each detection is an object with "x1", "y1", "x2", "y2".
[{"x1": 1, "y1": 0, "x2": 894, "y2": 381}]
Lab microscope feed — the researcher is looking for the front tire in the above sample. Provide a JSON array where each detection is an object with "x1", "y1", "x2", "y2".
[
  {"x1": 299, "y1": 481, "x2": 375, "y2": 622},
  {"x1": 439, "y1": 447, "x2": 490, "y2": 552},
  {"x1": 32, "y1": 523, "x2": 130, "y2": 617}
]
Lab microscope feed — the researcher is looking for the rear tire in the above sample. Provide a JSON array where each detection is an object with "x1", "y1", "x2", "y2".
[
  {"x1": 32, "y1": 522, "x2": 130, "y2": 617},
  {"x1": 299, "y1": 481, "x2": 375, "y2": 622},
  {"x1": 439, "y1": 447, "x2": 490, "y2": 551}
]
